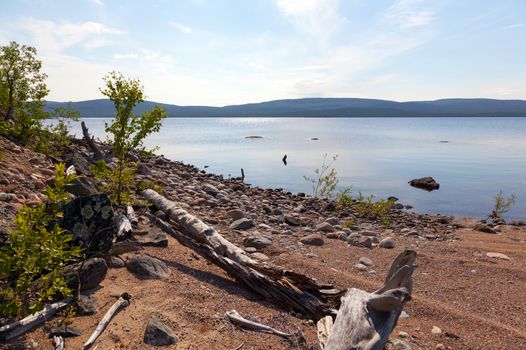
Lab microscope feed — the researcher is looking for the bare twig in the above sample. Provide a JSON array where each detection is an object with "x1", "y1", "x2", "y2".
[{"x1": 225, "y1": 310, "x2": 292, "y2": 339}]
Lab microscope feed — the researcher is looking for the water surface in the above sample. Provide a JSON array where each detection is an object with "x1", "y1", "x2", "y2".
[{"x1": 71, "y1": 117, "x2": 526, "y2": 220}]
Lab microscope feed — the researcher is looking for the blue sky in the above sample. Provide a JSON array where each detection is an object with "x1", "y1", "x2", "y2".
[{"x1": 1, "y1": 0, "x2": 525, "y2": 105}]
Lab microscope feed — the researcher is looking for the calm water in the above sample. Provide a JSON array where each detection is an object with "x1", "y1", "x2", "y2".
[{"x1": 71, "y1": 117, "x2": 526, "y2": 220}]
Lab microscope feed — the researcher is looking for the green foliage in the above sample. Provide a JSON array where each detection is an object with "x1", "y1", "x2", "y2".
[
  {"x1": 34, "y1": 102, "x2": 80, "y2": 156},
  {"x1": 337, "y1": 186, "x2": 354, "y2": 208},
  {"x1": 136, "y1": 179, "x2": 164, "y2": 194},
  {"x1": 0, "y1": 163, "x2": 82, "y2": 317},
  {"x1": 340, "y1": 217, "x2": 355, "y2": 228},
  {"x1": 89, "y1": 159, "x2": 136, "y2": 205},
  {"x1": 354, "y1": 192, "x2": 395, "y2": 228},
  {"x1": 488, "y1": 190, "x2": 516, "y2": 222},
  {"x1": 100, "y1": 71, "x2": 167, "y2": 205},
  {"x1": 0, "y1": 41, "x2": 49, "y2": 144},
  {"x1": 304, "y1": 154, "x2": 339, "y2": 199}
]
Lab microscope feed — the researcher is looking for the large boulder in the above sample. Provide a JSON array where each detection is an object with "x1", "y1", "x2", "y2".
[
  {"x1": 408, "y1": 177, "x2": 440, "y2": 191},
  {"x1": 60, "y1": 194, "x2": 114, "y2": 255}
]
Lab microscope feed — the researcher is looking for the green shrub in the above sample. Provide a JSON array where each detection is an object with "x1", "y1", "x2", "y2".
[
  {"x1": 354, "y1": 192, "x2": 395, "y2": 228},
  {"x1": 488, "y1": 190, "x2": 516, "y2": 222},
  {"x1": 0, "y1": 163, "x2": 82, "y2": 317},
  {"x1": 34, "y1": 102, "x2": 79, "y2": 156},
  {"x1": 304, "y1": 154, "x2": 339, "y2": 199},
  {"x1": 337, "y1": 186, "x2": 353, "y2": 208},
  {"x1": 89, "y1": 159, "x2": 137, "y2": 205}
]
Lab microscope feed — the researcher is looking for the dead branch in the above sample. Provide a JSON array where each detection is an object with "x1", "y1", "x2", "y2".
[
  {"x1": 225, "y1": 310, "x2": 292, "y2": 338},
  {"x1": 81, "y1": 121, "x2": 104, "y2": 161},
  {"x1": 53, "y1": 335, "x2": 65, "y2": 350},
  {"x1": 0, "y1": 298, "x2": 72, "y2": 341},
  {"x1": 81, "y1": 292, "x2": 131, "y2": 350}
]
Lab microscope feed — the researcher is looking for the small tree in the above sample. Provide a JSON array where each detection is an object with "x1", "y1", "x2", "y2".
[
  {"x1": 100, "y1": 71, "x2": 167, "y2": 205},
  {"x1": 304, "y1": 154, "x2": 339, "y2": 198},
  {"x1": 0, "y1": 41, "x2": 49, "y2": 143},
  {"x1": 488, "y1": 190, "x2": 516, "y2": 222}
]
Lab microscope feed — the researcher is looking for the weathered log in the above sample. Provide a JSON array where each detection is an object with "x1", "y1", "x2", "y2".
[
  {"x1": 81, "y1": 292, "x2": 131, "y2": 350},
  {"x1": 81, "y1": 121, "x2": 104, "y2": 161},
  {"x1": 146, "y1": 212, "x2": 341, "y2": 320},
  {"x1": 317, "y1": 316, "x2": 333, "y2": 349},
  {"x1": 126, "y1": 205, "x2": 139, "y2": 228},
  {"x1": 114, "y1": 213, "x2": 132, "y2": 241},
  {"x1": 0, "y1": 299, "x2": 72, "y2": 341},
  {"x1": 225, "y1": 310, "x2": 292, "y2": 338},
  {"x1": 321, "y1": 250, "x2": 417, "y2": 350}
]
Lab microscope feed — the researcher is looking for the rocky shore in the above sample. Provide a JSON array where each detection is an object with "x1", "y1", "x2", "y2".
[{"x1": 1, "y1": 134, "x2": 525, "y2": 349}]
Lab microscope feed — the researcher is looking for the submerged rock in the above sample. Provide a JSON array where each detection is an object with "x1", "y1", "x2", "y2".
[{"x1": 409, "y1": 177, "x2": 440, "y2": 191}]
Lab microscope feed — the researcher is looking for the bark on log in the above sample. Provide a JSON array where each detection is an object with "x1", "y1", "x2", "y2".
[
  {"x1": 0, "y1": 299, "x2": 72, "y2": 341},
  {"x1": 321, "y1": 250, "x2": 417, "y2": 350},
  {"x1": 145, "y1": 209, "x2": 342, "y2": 320},
  {"x1": 81, "y1": 121, "x2": 104, "y2": 161},
  {"x1": 81, "y1": 292, "x2": 131, "y2": 350}
]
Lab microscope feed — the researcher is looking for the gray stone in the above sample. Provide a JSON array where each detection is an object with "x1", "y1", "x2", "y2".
[
  {"x1": 355, "y1": 263, "x2": 368, "y2": 271},
  {"x1": 244, "y1": 236, "x2": 272, "y2": 250},
  {"x1": 138, "y1": 163, "x2": 153, "y2": 176},
  {"x1": 316, "y1": 222, "x2": 335, "y2": 233},
  {"x1": 388, "y1": 339, "x2": 412, "y2": 350},
  {"x1": 49, "y1": 325, "x2": 82, "y2": 338},
  {"x1": 144, "y1": 314, "x2": 178, "y2": 346},
  {"x1": 251, "y1": 252, "x2": 270, "y2": 261},
  {"x1": 127, "y1": 254, "x2": 170, "y2": 279},
  {"x1": 451, "y1": 216, "x2": 480, "y2": 228},
  {"x1": 409, "y1": 176, "x2": 439, "y2": 191},
  {"x1": 359, "y1": 257, "x2": 374, "y2": 267},
  {"x1": 348, "y1": 234, "x2": 373, "y2": 248},
  {"x1": 325, "y1": 217, "x2": 339, "y2": 226},
  {"x1": 230, "y1": 218, "x2": 253, "y2": 230},
  {"x1": 77, "y1": 295, "x2": 97, "y2": 316},
  {"x1": 202, "y1": 183, "x2": 220, "y2": 196},
  {"x1": 284, "y1": 215, "x2": 303, "y2": 226},
  {"x1": 64, "y1": 153, "x2": 91, "y2": 176},
  {"x1": 226, "y1": 209, "x2": 245, "y2": 221},
  {"x1": 59, "y1": 257, "x2": 108, "y2": 292},
  {"x1": 379, "y1": 237, "x2": 396, "y2": 249},
  {"x1": 135, "y1": 231, "x2": 169, "y2": 247},
  {"x1": 65, "y1": 175, "x2": 99, "y2": 197},
  {"x1": 0, "y1": 193, "x2": 16, "y2": 202},
  {"x1": 300, "y1": 233, "x2": 324, "y2": 246}
]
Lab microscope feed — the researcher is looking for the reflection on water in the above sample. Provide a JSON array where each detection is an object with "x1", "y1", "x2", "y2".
[{"x1": 69, "y1": 117, "x2": 526, "y2": 220}]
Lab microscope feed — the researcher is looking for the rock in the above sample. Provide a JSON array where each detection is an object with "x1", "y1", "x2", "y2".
[
  {"x1": 49, "y1": 325, "x2": 82, "y2": 338},
  {"x1": 251, "y1": 252, "x2": 270, "y2": 261},
  {"x1": 64, "y1": 153, "x2": 91, "y2": 176},
  {"x1": 300, "y1": 233, "x2": 324, "y2": 246},
  {"x1": 230, "y1": 218, "x2": 253, "y2": 230},
  {"x1": 409, "y1": 177, "x2": 440, "y2": 191},
  {"x1": 315, "y1": 222, "x2": 335, "y2": 233},
  {"x1": 226, "y1": 209, "x2": 245, "y2": 221},
  {"x1": 325, "y1": 217, "x2": 339, "y2": 226},
  {"x1": 109, "y1": 256, "x2": 125, "y2": 268},
  {"x1": 77, "y1": 295, "x2": 97, "y2": 316},
  {"x1": 436, "y1": 344, "x2": 446, "y2": 350},
  {"x1": 326, "y1": 232, "x2": 339, "y2": 239},
  {"x1": 348, "y1": 235, "x2": 373, "y2": 248},
  {"x1": 475, "y1": 224, "x2": 496, "y2": 234},
  {"x1": 355, "y1": 263, "x2": 368, "y2": 271},
  {"x1": 398, "y1": 331, "x2": 409, "y2": 338},
  {"x1": 60, "y1": 194, "x2": 114, "y2": 255},
  {"x1": 0, "y1": 193, "x2": 16, "y2": 202},
  {"x1": 451, "y1": 216, "x2": 480, "y2": 228},
  {"x1": 60, "y1": 257, "x2": 108, "y2": 291},
  {"x1": 486, "y1": 252, "x2": 511, "y2": 261},
  {"x1": 244, "y1": 236, "x2": 272, "y2": 250},
  {"x1": 202, "y1": 183, "x2": 220, "y2": 196},
  {"x1": 359, "y1": 257, "x2": 374, "y2": 267},
  {"x1": 379, "y1": 237, "x2": 396, "y2": 249},
  {"x1": 144, "y1": 314, "x2": 178, "y2": 346},
  {"x1": 135, "y1": 231, "x2": 169, "y2": 247},
  {"x1": 431, "y1": 326, "x2": 442, "y2": 335},
  {"x1": 388, "y1": 339, "x2": 412, "y2": 350},
  {"x1": 284, "y1": 215, "x2": 303, "y2": 226},
  {"x1": 65, "y1": 175, "x2": 99, "y2": 197},
  {"x1": 127, "y1": 254, "x2": 170, "y2": 279},
  {"x1": 137, "y1": 163, "x2": 153, "y2": 176}
]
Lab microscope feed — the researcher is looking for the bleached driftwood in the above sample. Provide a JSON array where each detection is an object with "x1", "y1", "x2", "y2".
[
  {"x1": 146, "y1": 211, "x2": 341, "y2": 320},
  {"x1": 0, "y1": 298, "x2": 72, "y2": 341},
  {"x1": 81, "y1": 292, "x2": 131, "y2": 350},
  {"x1": 126, "y1": 205, "x2": 139, "y2": 228},
  {"x1": 321, "y1": 250, "x2": 417, "y2": 350},
  {"x1": 53, "y1": 335, "x2": 65, "y2": 350},
  {"x1": 114, "y1": 213, "x2": 132, "y2": 240},
  {"x1": 317, "y1": 316, "x2": 333, "y2": 349},
  {"x1": 81, "y1": 121, "x2": 104, "y2": 161},
  {"x1": 225, "y1": 310, "x2": 292, "y2": 338}
]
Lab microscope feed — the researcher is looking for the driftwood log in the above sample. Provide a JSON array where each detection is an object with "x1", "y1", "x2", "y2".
[
  {"x1": 53, "y1": 335, "x2": 64, "y2": 350},
  {"x1": 320, "y1": 250, "x2": 416, "y2": 350},
  {"x1": 114, "y1": 213, "x2": 132, "y2": 241},
  {"x1": 225, "y1": 310, "x2": 292, "y2": 338},
  {"x1": 0, "y1": 299, "x2": 72, "y2": 341},
  {"x1": 81, "y1": 292, "x2": 131, "y2": 350},
  {"x1": 81, "y1": 121, "x2": 104, "y2": 161}
]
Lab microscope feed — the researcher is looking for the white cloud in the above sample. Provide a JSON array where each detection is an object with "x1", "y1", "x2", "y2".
[
  {"x1": 384, "y1": 0, "x2": 434, "y2": 28},
  {"x1": 170, "y1": 21, "x2": 192, "y2": 34},
  {"x1": 275, "y1": 0, "x2": 345, "y2": 36},
  {"x1": 91, "y1": 0, "x2": 103, "y2": 6},
  {"x1": 503, "y1": 23, "x2": 526, "y2": 29}
]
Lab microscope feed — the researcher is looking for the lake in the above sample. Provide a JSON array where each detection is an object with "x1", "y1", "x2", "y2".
[{"x1": 70, "y1": 117, "x2": 526, "y2": 220}]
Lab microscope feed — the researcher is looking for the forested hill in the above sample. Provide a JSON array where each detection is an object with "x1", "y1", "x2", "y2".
[{"x1": 45, "y1": 97, "x2": 526, "y2": 118}]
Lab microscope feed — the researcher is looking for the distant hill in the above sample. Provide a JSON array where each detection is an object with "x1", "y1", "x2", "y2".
[{"x1": 45, "y1": 98, "x2": 526, "y2": 118}]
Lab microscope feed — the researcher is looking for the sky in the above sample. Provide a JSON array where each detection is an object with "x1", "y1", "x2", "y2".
[{"x1": 1, "y1": 0, "x2": 525, "y2": 106}]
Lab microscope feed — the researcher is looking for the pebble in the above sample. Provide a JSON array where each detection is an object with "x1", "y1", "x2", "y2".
[
  {"x1": 355, "y1": 263, "x2": 368, "y2": 271},
  {"x1": 230, "y1": 218, "x2": 253, "y2": 230},
  {"x1": 315, "y1": 222, "x2": 335, "y2": 233},
  {"x1": 398, "y1": 331, "x2": 409, "y2": 338},
  {"x1": 432, "y1": 325, "x2": 442, "y2": 335},
  {"x1": 379, "y1": 237, "x2": 396, "y2": 249},
  {"x1": 359, "y1": 257, "x2": 374, "y2": 267},
  {"x1": 300, "y1": 233, "x2": 324, "y2": 246},
  {"x1": 436, "y1": 344, "x2": 446, "y2": 350}
]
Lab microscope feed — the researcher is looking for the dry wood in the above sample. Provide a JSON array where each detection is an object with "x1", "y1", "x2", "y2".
[
  {"x1": 53, "y1": 335, "x2": 64, "y2": 350},
  {"x1": 317, "y1": 315, "x2": 333, "y2": 349},
  {"x1": 225, "y1": 310, "x2": 292, "y2": 338},
  {"x1": 126, "y1": 205, "x2": 139, "y2": 228},
  {"x1": 81, "y1": 121, "x2": 104, "y2": 161},
  {"x1": 321, "y1": 250, "x2": 417, "y2": 350},
  {"x1": 146, "y1": 211, "x2": 342, "y2": 320},
  {"x1": 114, "y1": 213, "x2": 132, "y2": 240},
  {"x1": 0, "y1": 298, "x2": 72, "y2": 341},
  {"x1": 81, "y1": 292, "x2": 131, "y2": 350}
]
